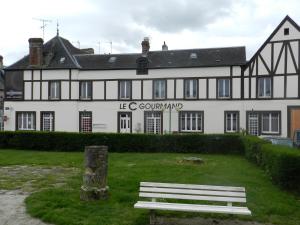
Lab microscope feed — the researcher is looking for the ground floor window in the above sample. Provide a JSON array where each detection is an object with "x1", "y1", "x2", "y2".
[
  {"x1": 0, "y1": 110, "x2": 3, "y2": 131},
  {"x1": 16, "y1": 112, "x2": 36, "y2": 130},
  {"x1": 79, "y1": 111, "x2": 92, "y2": 133},
  {"x1": 225, "y1": 111, "x2": 239, "y2": 133},
  {"x1": 118, "y1": 112, "x2": 132, "y2": 133},
  {"x1": 247, "y1": 111, "x2": 280, "y2": 136},
  {"x1": 179, "y1": 111, "x2": 203, "y2": 132},
  {"x1": 41, "y1": 112, "x2": 54, "y2": 131},
  {"x1": 144, "y1": 111, "x2": 162, "y2": 134}
]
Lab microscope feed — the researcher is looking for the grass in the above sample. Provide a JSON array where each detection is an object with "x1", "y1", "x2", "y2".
[{"x1": 0, "y1": 149, "x2": 300, "y2": 225}]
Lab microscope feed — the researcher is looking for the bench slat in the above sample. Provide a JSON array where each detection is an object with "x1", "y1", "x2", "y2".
[
  {"x1": 140, "y1": 187, "x2": 246, "y2": 197},
  {"x1": 139, "y1": 192, "x2": 246, "y2": 203},
  {"x1": 134, "y1": 201, "x2": 251, "y2": 215},
  {"x1": 141, "y1": 182, "x2": 245, "y2": 192}
]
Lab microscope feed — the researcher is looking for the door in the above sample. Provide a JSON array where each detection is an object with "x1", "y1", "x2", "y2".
[
  {"x1": 248, "y1": 112, "x2": 259, "y2": 136},
  {"x1": 118, "y1": 112, "x2": 131, "y2": 133},
  {"x1": 288, "y1": 106, "x2": 300, "y2": 138},
  {"x1": 145, "y1": 111, "x2": 162, "y2": 134}
]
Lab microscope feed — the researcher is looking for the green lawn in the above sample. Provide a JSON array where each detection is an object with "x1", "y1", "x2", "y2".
[{"x1": 0, "y1": 150, "x2": 299, "y2": 225}]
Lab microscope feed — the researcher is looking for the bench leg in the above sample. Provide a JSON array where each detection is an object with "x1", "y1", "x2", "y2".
[{"x1": 149, "y1": 210, "x2": 156, "y2": 225}]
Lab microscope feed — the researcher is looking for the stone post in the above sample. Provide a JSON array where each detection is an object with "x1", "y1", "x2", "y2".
[{"x1": 80, "y1": 145, "x2": 109, "y2": 201}]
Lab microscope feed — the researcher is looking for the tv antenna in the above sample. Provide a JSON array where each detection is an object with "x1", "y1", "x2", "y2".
[{"x1": 33, "y1": 18, "x2": 52, "y2": 40}]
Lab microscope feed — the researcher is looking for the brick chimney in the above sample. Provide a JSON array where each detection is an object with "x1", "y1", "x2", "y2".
[
  {"x1": 0, "y1": 55, "x2": 3, "y2": 69},
  {"x1": 28, "y1": 38, "x2": 44, "y2": 67},
  {"x1": 141, "y1": 37, "x2": 150, "y2": 56}
]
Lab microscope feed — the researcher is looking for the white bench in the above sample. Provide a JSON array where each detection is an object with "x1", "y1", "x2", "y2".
[{"x1": 134, "y1": 182, "x2": 251, "y2": 225}]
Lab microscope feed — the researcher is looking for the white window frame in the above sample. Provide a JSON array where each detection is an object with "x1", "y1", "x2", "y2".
[
  {"x1": 79, "y1": 111, "x2": 92, "y2": 133},
  {"x1": 218, "y1": 79, "x2": 230, "y2": 98},
  {"x1": 258, "y1": 77, "x2": 271, "y2": 98},
  {"x1": 41, "y1": 112, "x2": 54, "y2": 131},
  {"x1": 261, "y1": 112, "x2": 280, "y2": 134},
  {"x1": 153, "y1": 80, "x2": 166, "y2": 99},
  {"x1": 225, "y1": 111, "x2": 239, "y2": 133},
  {"x1": 119, "y1": 80, "x2": 131, "y2": 100},
  {"x1": 144, "y1": 111, "x2": 162, "y2": 134},
  {"x1": 80, "y1": 81, "x2": 92, "y2": 100},
  {"x1": 184, "y1": 79, "x2": 197, "y2": 99},
  {"x1": 179, "y1": 111, "x2": 203, "y2": 132},
  {"x1": 16, "y1": 112, "x2": 35, "y2": 131},
  {"x1": 49, "y1": 81, "x2": 60, "y2": 100}
]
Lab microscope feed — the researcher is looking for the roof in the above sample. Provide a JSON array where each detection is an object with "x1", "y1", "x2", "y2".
[{"x1": 6, "y1": 35, "x2": 246, "y2": 71}]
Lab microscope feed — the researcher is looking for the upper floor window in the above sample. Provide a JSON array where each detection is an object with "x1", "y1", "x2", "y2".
[
  {"x1": 218, "y1": 79, "x2": 230, "y2": 98},
  {"x1": 136, "y1": 57, "x2": 148, "y2": 75},
  {"x1": 258, "y1": 77, "x2": 271, "y2": 98},
  {"x1": 80, "y1": 81, "x2": 92, "y2": 100},
  {"x1": 119, "y1": 80, "x2": 131, "y2": 100},
  {"x1": 225, "y1": 111, "x2": 239, "y2": 133},
  {"x1": 16, "y1": 112, "x2": 35, "y2": 131},
  {"x1": 153, "y1": 80, "x2": 166, "y2": 99},
  {"x1": 184, "y1": 79, "x2": 197, "y2": 99},
  {"x1": 284, "y1": 28, "x2": 289, "y2": 35},
  {"x1": 49, "y1": 81, "x2": 60, "y2": 100}
]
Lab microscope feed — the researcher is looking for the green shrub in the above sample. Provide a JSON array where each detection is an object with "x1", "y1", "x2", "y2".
[
  {"x1": 0, "y1": 131, "x2": 244, "y2": 154},
  {"x1": 242, "y1": 136, "x2": 270, "y2": 164}
]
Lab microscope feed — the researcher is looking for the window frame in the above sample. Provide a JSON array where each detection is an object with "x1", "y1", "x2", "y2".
[
  {"x1": 246, "y1": 111, "x2": 281, "y2": 136},
  {"x1": 118, "y1": 80, "x2": 132, "y2": 100},
  {"x1": 40, "y1": 111, "x2": 55, "y2": 131},
  {"x1": 224, "y1": 111, "x2": 239, "y2": 133},
  {"x1": 117, "y1": 111, "x2": 132, "y2": 133},
  {"x1": 178, "y1": 111, "x2": 204, "y2": 133},
  {"x1": 153, "y1": 79, "x2": 167, "y2": 100},
  {"x1": 48, "y1": 81, "x2": 61, "y2": 100},
  {"x1": 16, "y1": 111, "x2": 36, "y2": 131},
  {"x1": 144, "y1": 111, "x2": 163, "y2": 134},
  {"x1": 79, "y1": 81, "x2": 93, "y2": 100},
  {"x1": 257, "y1": 77, "x2": 272, "y2": 98},
  {"x1": 217, "y1": 78, "x2": 231, "y2": 99},
  {"x1": 136, "y1": 57, "x2": 149, "y2": 75},
  {"x1": 79, "y1": 111, "x2": 93, "y2": 133},
  {"x1": 184, "y1": 79, "x2": 198, "y2": 99}
]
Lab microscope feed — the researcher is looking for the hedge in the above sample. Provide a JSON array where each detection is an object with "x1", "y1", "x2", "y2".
[{"x1": 0, "y1": 131, "x2": 244, "y2": 154}]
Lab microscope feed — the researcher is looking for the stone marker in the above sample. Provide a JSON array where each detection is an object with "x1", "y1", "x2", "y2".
[{"x1": 80, "y1": 145, "x2": 109, "y2": 201}]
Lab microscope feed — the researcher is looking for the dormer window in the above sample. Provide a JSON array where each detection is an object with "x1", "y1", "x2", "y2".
[
  {"x1": 190, "y1": 53, "x2": 197, "y2": 59},
  {"x1": 284, "y1": 28, "x2": 289, "y2": 35},
  {"x1": 136, "y1": 57, "x2": 148, "y2": 75},
  {"x1": 108, "y1": 56, "x2": 117, "y2": 63}
]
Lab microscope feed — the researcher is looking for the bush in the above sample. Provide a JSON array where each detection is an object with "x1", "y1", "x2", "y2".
[
  {"x1": 242, "y1": 136, "x2": 270, "y2": 164},
  {"x1": 0, "y1": 131, "x2": 244, "y2": 154}
]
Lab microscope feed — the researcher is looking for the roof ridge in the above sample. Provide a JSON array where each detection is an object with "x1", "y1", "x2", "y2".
[{"x1": 57, "y1": 36, "x2": 82, "y2": 68}]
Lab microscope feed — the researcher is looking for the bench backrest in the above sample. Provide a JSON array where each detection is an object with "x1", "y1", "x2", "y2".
[{"x1": 139, "y1": 182, "x2": 247, "y2": 206}]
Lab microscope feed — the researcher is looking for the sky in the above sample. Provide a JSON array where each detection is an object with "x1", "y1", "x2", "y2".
[{"x1": 1, "y1": 0, "x2": 300, "y2": 66}]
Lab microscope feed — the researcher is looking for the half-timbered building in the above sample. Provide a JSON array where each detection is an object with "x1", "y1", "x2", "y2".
[{"x1": 3, "y1": 15, "x2": 300, "y2": 137}]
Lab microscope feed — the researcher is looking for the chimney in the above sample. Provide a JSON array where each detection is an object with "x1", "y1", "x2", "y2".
[
  {"x1": 28, "y1": 38, "x2": 44, "y2": 67},
  {"x1": 0, "y1": 55, "x2": 3, "y2": 69},
  {"x1": 141, "y1": 37, "x2": 150, "y2": 56},
  {"x1": 162, "y1": 41, "x2": 168, "y2": 51}
]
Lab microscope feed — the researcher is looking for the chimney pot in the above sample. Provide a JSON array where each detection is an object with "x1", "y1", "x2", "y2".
[
  {"x1": 28, "y1": 38, "x2": 44, "y2": 67},
  {"x1": 162, "y1": 41, "x2": 168, "y2": 51},
  {"x1": 141, "y1": 37, "x2": 150, "y2": 56}
]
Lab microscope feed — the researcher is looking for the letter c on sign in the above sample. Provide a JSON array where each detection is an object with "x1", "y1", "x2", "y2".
[{"x1": 129, "y1": 102, "x2": 137, "y2": 111}]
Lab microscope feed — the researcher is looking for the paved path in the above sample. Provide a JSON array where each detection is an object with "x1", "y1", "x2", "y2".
[{"x1": 0, "y1": 190, "x2": 52, "y2": 225}]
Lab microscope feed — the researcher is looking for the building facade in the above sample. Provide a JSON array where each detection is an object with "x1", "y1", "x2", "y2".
[{"x1": 4, "y1": 16, "x2": 300, "y2": 137}]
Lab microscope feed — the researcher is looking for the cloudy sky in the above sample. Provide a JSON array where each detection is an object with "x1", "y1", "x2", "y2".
[{"x1": 1, "y1": 0, "x2": 300, "y2": 65}]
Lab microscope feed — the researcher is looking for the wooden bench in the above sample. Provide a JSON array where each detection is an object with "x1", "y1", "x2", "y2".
[{"x1": 134, "y1": 182, "x2": 251, "y2": 225}]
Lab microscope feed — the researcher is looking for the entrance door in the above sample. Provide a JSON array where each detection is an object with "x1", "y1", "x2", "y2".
[
  {"x1": 145, "y1": 111, "x2": 162, "y2": 134},
  {"x1": 248, "y1": 112, "x2": 259, "y2": 136},
  {"x1": 118, "y1": 112, "x2": 131, "y2": 133},
  {"x1": 288, "y1": 106, "x2": 300, "y2": 138}
]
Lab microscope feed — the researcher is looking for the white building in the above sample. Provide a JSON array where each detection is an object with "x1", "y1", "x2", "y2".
[{"x1": 3, "y1": 16, "x2": 300, "y2": 137}]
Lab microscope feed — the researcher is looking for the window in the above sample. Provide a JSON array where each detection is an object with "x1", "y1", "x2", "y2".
[
  {"x1": 0, "y1": 110, "x2": 3, "y2": 131},
  {"x1": 184, "y1": 79, "x2": 197, "y2": 99},
  {"x1": 118, "y1": 112, "x2": 132, "y2": 133},
  {"x1": 80, "y1": 81, "x2": 92, "y2": 100},
  {"x1": 284, "y1": 28, "x2": 289, "y2": 35},
  {"x1": 262, "y1": 112, "x2": 280, "y2": 134},
  {"x1": 225, "y1": 111, "x2": 239, "y2": 133},
  {"x1": 41, "y1": 112, "x2": 54, "y2": 131},
  {"x1": 217, "y1": 79, "x2": 230, "y2": 98},
  {"x1": 79, "y1": 111, "x2": 92, "y2": 133},
  {"x1": 49, "y1": 81, "x2": 60, "y2": 100},
  {"x1": 179, "y1": 111, "x2": 203, "y2": 132},
  {"x1": 144, "y1": 111, "x2": 162, "y2": 134},
  {"x1": 247, "y1": 111, "x2": 281, "y2": 136},
  {"x1": 258, "y1": 77, "x2": 271, "y2": 98},
  {"x1": 119, "y1": 80, "x2": 131, "y2": 99},
  {"x1": 136, "y1": 57, "x2": 148, "y2": 75},
  {"x1": 153, "y1": 80, "x2": 166, "y2": 99},
  {"x1": 16, "y1": 112, "x2": 35, "y2": 130}
]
